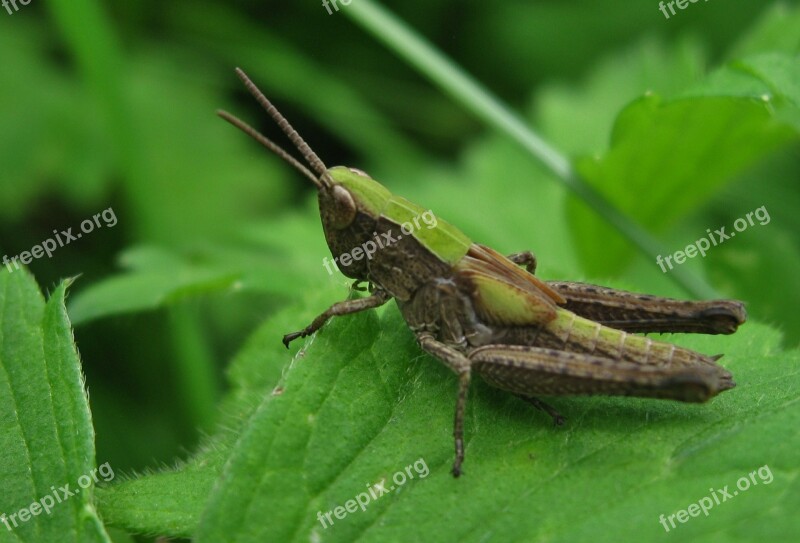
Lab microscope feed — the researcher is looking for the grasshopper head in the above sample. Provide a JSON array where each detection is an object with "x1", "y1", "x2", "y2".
[
  {"x1": 218, "y1": 69, "x2": 389, "y2": 280},
  {"x1": 316, "y1": 166, "x2": 391, "y2": 279}
]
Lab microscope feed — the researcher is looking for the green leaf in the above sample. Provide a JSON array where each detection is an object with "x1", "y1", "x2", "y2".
[
  {"x1": 0, "y1": 269, "x2": 110, "y2": 543},
  {"x1": 728, "y1": 3, "x2": 800, "y2": 58},
  {"x1": 35, "y1": 4, "x2": 799, "y2": 542},
  {"x1": 535, "y1": 36, "x2": 707, "y2": 156},
  {"x1": 708, "y1": 222, "x2": 800, "y2": 346},
  {"x1": 182, "y1": 291, "x2": 797, "y2": 542},
  {"x1": 93, "y1": 285, "x2": 340, "y2": 536},
  {"x1": 67, "y1": 212, "x2": 330, "y2": 325},
  {"x1": 91, "y1": 275, "x2": 800, "y2": 542},
  {"x1": 67, "y1": 245, "x2": 243, "y2": 326},
  {"x1": 570, "y1": 91, "x2": 797, "y2": 277},
  {"x1": 547, "y1": 28, "x2": 799, "y2": 281},
  {"x1": 93, "y1": 467, "x2": 211, "y2": 539}
]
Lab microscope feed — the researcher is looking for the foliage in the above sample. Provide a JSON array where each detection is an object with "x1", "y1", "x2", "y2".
[{"x1": 1, "y1": 1, "x2": 798, "y2": 542}]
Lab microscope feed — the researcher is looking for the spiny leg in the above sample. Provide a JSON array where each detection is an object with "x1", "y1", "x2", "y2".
[
  {"x1": 283, "y1": 289, "x2": 391, "y2": 347},
  {"x1": 544, "y1": 281, "x2": 746, "y2": 335},
  {"x1": 470, "y1": 344, "x2": 729, "y2": 403},
  {"x1": 417, "y1": 332, "x2": 472, "y2": 477},
  {"x1": 506, "y1": 251, "x2": 537, "y2": 274},
  {"x1": 514, "y1": 395, "x2": 566, "y2": 426}
]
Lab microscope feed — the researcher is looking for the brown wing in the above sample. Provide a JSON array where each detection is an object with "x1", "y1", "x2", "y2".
[
  {"x1": 546, "y1": 281, "x2": 747, "y2": 334},
  {"x1": 455, "y1": 244, "x2": 566, "y2": 326}
]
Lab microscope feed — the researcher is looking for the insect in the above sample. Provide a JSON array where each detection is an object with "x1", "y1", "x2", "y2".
[{"x1": 218, "y1": 68, "x2": 747, "y2": 477}]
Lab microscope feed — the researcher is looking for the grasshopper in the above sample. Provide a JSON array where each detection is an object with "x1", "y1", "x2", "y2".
[{"x1": 219, "y1": 68, "x2": 747, "y2": 476}]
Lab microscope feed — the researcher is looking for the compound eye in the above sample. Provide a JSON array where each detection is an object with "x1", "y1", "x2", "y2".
[{"x1": 330, "y1": 185, "x2": 357, "y2": 228}]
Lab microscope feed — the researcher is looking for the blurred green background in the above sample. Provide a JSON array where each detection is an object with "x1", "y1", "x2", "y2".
[{"x1": 0, "y1": 1, "x2": 798, "y2": 541}]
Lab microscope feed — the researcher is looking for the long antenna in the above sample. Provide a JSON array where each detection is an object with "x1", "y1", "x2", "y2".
[
  {"x1": 226, "y1": 67, "x2": 333, "y2": 188},
  {"x1": 217, "y1": 110, "x2": 321, "y2": 187}
]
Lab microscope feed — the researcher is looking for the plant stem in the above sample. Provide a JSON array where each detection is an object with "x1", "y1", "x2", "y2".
[{"x1": 345, "y1": 0, "x2": 718, "y2": 299}]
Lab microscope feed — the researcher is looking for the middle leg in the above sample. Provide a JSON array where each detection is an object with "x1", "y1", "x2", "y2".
[{"x1": 417, "y1": 332, "x2": 473, "y2": 477}]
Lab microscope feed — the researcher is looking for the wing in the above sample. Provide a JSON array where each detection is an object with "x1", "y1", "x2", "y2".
[
  {"x1": 546, "y1": 281, "x2": 747, "y2": 334},
  {"x1": 455, "y1": 244, "x2": 566, "y2": 326}
]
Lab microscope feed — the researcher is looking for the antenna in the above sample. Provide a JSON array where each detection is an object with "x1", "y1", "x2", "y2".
[
  {"x1": 217, "y1": 110, "x2": 320, "y2": 187},
  {"x1": 218, "y1": 68, "x2": 334, "y2": 188}
]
